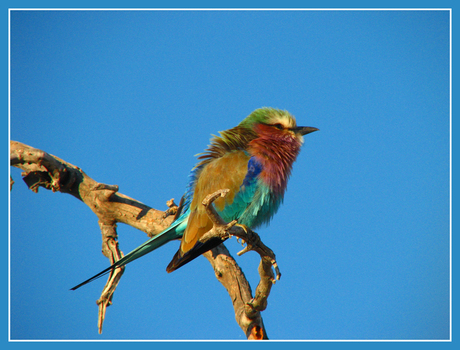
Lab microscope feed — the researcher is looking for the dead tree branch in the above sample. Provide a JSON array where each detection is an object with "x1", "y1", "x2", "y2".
[{"x1": 10, "y1": 140, "x2": 279, "y2": 339}]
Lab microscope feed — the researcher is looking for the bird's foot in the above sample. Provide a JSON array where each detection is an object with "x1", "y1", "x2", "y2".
[{"x1": 235, "y1": 226, "x2": 261, "y2": 257}]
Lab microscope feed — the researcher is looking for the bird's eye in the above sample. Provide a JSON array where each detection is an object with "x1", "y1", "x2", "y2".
[{"x1": 273, "y1": 123, "x2": 284, "y2": 130}]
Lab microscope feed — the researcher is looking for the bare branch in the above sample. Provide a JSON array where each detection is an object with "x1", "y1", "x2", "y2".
[
  {"x1": 97, "y1": 221, "x2": 125, "y2": 334},
  {"x1": 10, "y1": 141, "x2": 174, "y2": 236},
  {"x1": 10, "y1": 140, "x2": 278, "y2": 340},
  {"x1": 10, "y1": 141, "x2": 174, "y2": 333}
]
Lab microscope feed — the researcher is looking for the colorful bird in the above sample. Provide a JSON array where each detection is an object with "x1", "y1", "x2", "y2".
[{"x1": 71, "y1": 107, "x2": 318, "y2": 290}]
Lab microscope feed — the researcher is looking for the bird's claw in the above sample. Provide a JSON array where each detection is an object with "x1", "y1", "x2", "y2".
[
  {"x1": 235, "y1": 223, "x2": 249, "y2": 234},
  {"x1": 236, "y1": 237, "x2": 246, "y2": 246}
]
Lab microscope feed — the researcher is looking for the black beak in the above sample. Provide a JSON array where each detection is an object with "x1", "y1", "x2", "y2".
[{"x1": 293, "y1": 126, "x2": 319, "y2": 135}]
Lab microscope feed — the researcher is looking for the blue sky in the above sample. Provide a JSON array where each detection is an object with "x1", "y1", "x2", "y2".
[{"x1": 8, "y1": 6, "x2": 451, "y2": 342}]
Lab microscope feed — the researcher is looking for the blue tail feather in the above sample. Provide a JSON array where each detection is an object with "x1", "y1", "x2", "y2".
[{"x1": 70, "y1": 216, "x2": 186, "y2": 290}]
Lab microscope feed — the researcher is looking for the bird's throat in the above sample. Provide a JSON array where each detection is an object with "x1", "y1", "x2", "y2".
[{"x1": 248, "y1": 132, "x2": 302, "y2": 196}]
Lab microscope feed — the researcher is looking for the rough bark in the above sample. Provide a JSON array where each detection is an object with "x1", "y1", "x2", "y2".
[{"x1": 10, "y1": 140, "x2": 279, "y2": 339}]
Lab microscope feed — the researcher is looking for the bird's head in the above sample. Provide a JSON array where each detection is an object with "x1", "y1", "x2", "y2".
[
  {"x1": 238, "y1": 107, "x2": 318, "y2": 143},
  {"x1": 196, "y1": 107, "x2": 318, "y2": 170}
]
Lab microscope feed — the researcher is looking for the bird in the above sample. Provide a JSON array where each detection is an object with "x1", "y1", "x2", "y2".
[{"x1": 71, "y1": 107, "x2": 318, "y2": 290}]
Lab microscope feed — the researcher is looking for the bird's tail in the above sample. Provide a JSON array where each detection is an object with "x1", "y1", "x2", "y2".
[
  {"x1": 166, "y1": 236, "x2": 226, "y2": 273},
  {"x1": 70, "y1": 218, "x2": 185, "y2": 290}
]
